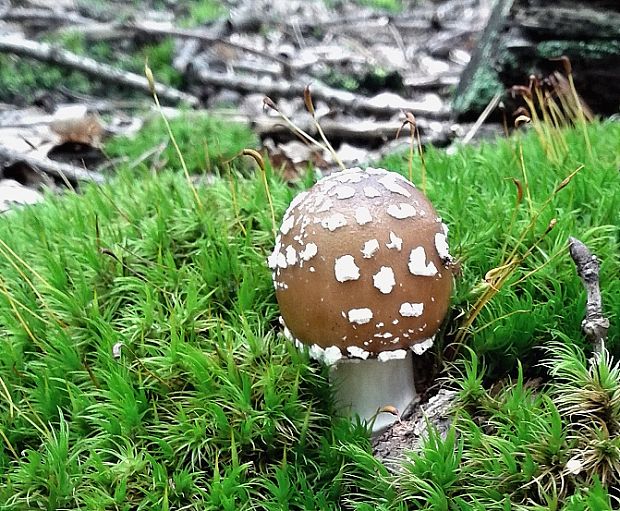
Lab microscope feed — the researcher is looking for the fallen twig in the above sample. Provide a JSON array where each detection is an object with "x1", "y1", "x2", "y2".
[
  {"x1": 129, "y1": 21, "x2": 294, "y2": 76},
  {"x1": 0, "y1": 144, "x2": 104, "y2": 184},
  {"x1": 197, "y1": 110, "x2": 448, "y2": 145},
  {"x1": 568, "y1": 237, "x2": 609, "y2": 355},
  {"x1": 0, "y1": 7, "x2": 93, "y2": 26},
  {"x1": 461, "y1": 92, "x2": 501, "y2": 144},
  {"x1": 194, "y1": 69, "x2": 449, "y2": 118},
  {"x1": 0, "y1": 35, "x2": 199, "y2": 106}
]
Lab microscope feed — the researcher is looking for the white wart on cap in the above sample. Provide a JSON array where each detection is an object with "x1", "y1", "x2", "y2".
[{"x1": 269, "y1": 167, "x2": 452, "y2": 359}]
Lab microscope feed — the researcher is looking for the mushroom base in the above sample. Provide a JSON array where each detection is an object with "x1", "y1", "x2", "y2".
[{"x1": 330, "y1": 351, "x2": 417, "y2": 434}]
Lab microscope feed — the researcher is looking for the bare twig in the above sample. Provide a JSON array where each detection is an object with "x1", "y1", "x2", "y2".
[
  {"x1": 193, "y1": 69, "x2": 449, "y2": 119},
  {"x1": 0, "y1": 8, "x2": 93, "y2": 26},
  {"x1": 387, "y1": 21, "x2": 409, "y2": 64},
  {"x1": 196, "y1": 110, "x2": 447, "y2": 145},
  {"x1": 0, "y1": 144, "x2": 104, "y2": 184},
  {"x1": 0, "y1": 35, "x2": 199, "y2": 106},
  {"x1": 128, "y1": 21, "x2": 294, "y2": 75},
  {"x1": 568, "y1": 237, "x2": 609, "y2": 355}
]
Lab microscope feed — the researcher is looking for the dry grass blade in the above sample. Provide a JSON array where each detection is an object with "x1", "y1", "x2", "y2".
[{"x1": 145, "y1": 61, "x2": 203, "y2": 211}]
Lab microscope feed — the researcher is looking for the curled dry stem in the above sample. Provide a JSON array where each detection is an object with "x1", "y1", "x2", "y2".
[
  {"x1": 303, "y1": 86, "x2": 346, "y2": 171},
  {"x1": 241, "y1": 149, "x2": 277, "y2": 237},
  {"x1": 396, "y1": 111, "x2": 426, "y2": 192}
]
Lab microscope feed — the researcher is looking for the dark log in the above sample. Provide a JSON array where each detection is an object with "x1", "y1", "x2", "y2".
[{"x1": 453, "y1": 0, "x2": 620, "y2": 120}]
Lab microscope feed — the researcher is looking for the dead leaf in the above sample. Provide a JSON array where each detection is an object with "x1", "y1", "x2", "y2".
[{"x1": 50, "y1": 112, "x2": 104, "y2": 148}]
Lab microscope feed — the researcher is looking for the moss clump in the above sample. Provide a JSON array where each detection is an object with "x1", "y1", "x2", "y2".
[
  {"x1": 321, "y1": 67, "x2": 403, "y2": 94},
  {"x1": 0, "y1": 54, "x2": 92, "y2": 103},
  {"x1": 321, "y1": 70, "x2": 360, "y2": 92},
  {"x1": 352, "y1": 0, "x2": 403, "y2": 12},
  {"x1": 537, "y1": 40, "x2": 620, "y2": 60},
  {"x1": 105, "y1": 113, "x2": 258, "y2": 173},
  {"x1": 182, "y1": 0, "x2": 226, "y2": 26}
]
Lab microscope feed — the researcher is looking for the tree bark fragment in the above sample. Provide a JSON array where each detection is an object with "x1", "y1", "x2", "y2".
[{"x1": 372, "y1": 389, "x2": 456, "y2": 471}]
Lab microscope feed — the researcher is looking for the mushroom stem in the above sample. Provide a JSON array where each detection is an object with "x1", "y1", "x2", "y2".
[{"x1": 330, "y1": 351, "x2": 417, "y2": 434}]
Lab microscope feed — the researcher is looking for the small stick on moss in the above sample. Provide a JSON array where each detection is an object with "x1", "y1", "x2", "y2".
[
  {"x1": 461, "y1": 92, "x2": 502, "y2": 145},
  {"x1": 568, "y1": 237, "x2": 609, "y2": 356}
]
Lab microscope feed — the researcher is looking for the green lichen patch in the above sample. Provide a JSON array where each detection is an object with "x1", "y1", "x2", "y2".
[
  {"x1": 452, "y1": 65, "x2": 504, "y2": 116},
  {"x1": 537, "y1": 40, "x2": 620, "y2": 60}
]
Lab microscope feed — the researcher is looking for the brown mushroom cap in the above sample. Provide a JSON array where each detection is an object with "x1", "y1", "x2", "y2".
[{"x1": 269, "y1": 167, "x2": 452, "y2": 357}]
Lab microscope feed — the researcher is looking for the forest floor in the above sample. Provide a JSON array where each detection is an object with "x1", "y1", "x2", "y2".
[
  {"x1": 0, "y1": 0, "x2": 497, "y2": 206},
  {"x1": 0, "y1": 1, "x2": 619, "y2": 509}
]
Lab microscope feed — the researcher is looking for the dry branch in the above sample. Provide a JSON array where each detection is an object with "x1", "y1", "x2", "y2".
[
  {"x1": 568, "y1": 237, "x2": 609, "y2": 355},
  {"x1": 194, "y1": 69, "x2": 449, "y2": 119},
  {"x1": 129, "y1": 21, "x2": 294, "y2": 75},
  {"x1": 0, "y1": 35, "x2": 199, "y2": 106},
  {"x1": 0, "y1": 8, "x2": 93, "y2": 26},
  {"x1": 196, "y1": 109, "x2": 450, "y2": 146},
  {"x1": 0, "y1": 144, "x2": 104, "y2": 184}
]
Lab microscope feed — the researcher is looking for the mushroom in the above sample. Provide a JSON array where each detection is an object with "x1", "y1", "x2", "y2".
[{"x1": 268, "y1": 166, "x2": 453, "y2": 432}]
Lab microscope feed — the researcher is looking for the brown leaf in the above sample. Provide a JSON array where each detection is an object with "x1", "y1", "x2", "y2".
[
  {"x1": 263, "y1": 139, "x2": 327, "y2": 183},
  {"x1": 303, "y1": 85, "x2": 315, "y2": 115},
  {"x1": 50, "y1": 112, "x2": 104, "y2": 148}
]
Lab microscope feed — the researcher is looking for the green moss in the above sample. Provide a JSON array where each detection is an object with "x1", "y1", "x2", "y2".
[
  {"x1": 0, "y1": 54, "x2": 92, "y2": 102},
  {"x1": 353, "y1": 0, "x2": 403, "y2": 11},
  {"x1": 57, "y1": 31, "x2": 183, "y2": 88},
  {"x1": 321, "y1": 66, "x2": 403, "y2": 94},
  {"x1": 537, "y1": 40, "x2": 620, "y2": 60},
  {"x1": 0, "y1": 118, "x2": 618, "y2": 509},
  {"x1": 105, "y1": 113, "x2": 258, "y2": 173},
  {"x1": 321, "y1": 70, "x2": 360, "y2": 92},
  {"x1": 380, "y1": 121, "x2": 620, "y2": 375},
  {"x1": 324, "y1": 0, "x2": 403, "y2": 12},
  {"x1": 137, "y1": 38, "x2": 183, "y2": 88},
  {"x1": 181, "y1": 0, "x2": 226, "y2": 27},
  {"x1": 0, "y1": 31, "x2": 183, "y2": 102},
  {"x1": 0, "y1": 157, "x2": 366, "y2": 510},
  {"x1": 398, "y1": 346, "x2": 620, "y2": 508}
]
